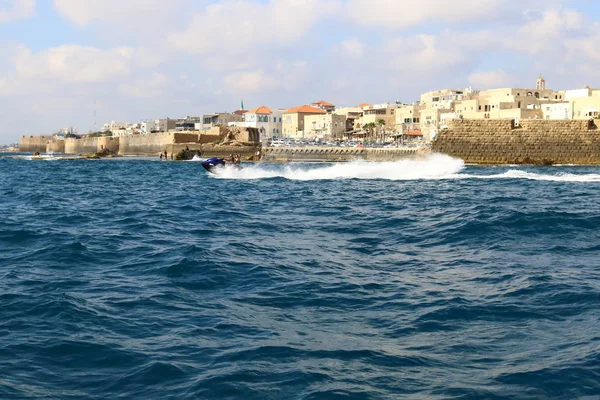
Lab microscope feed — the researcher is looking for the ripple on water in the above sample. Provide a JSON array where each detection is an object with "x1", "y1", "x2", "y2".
[{"x1": 0, "y1": 158, "x2": 599, "y2": 399}]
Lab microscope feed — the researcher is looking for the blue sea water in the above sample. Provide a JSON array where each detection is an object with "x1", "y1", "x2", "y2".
[{"x1": 1, "y1": 153, "x2": 599, "y2": 399}]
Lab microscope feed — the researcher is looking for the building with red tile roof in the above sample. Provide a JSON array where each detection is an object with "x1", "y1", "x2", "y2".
[
  {"x1": 312, "y1": 100, "x2": 336, "y2": 112},
  {"x1": 283, "y1": 105, "x2": 329, "y2": 138},
  {"x1": 243, "y1": 106, "x2": 284, "y2": 141},
  {"x1": 284, "y1": 105, "x2": 327, "y2": 114},
  {"x1": 247, "y1": 106, "x2": 273, "y2": 114}
]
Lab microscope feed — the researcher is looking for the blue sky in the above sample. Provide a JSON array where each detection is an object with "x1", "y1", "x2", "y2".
[{"x1": 1, "y1": 0, "x2": 600, "y2": 143}]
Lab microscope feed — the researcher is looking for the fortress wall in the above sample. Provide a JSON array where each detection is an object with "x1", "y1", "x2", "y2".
[
  {"x1": 20, "y1": 136, "x2": 49, "y2": 153},
  {"x1": 173, "y1": 133, "x2": 201, "y2": 144},
  {"x1": 63, "y1": 137, "x2": 119, "y2": 154},
  {"x1": 118, "y1": 133, "x2": 175, "y2": 155},
  {"x1": 46, "y1": 140, "x2": 65, "y2": 153},
  {"x1": 432, "y1": 119, "x2": 600, "y2": 164}
]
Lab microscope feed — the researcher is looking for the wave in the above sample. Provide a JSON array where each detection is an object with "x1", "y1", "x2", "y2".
[
  {"x1": 210, "y1": 154, "x2": 600, "y2": 183},
  {"x1": 460, "y1": 170, "x2": 600, "y2": 182},
  {"x1": 212, "y1": 154, "x2": 466, "y2": 181}
]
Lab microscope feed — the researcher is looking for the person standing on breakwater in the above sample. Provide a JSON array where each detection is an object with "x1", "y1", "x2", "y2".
[
  {"x1": 163, "y1": 150, "x2": 168, "y2": 160},
  {"x1": 159, "y1": 152, "x2": 163, "y2": 160}
]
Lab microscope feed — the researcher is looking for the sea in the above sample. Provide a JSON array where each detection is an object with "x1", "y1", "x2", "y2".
[{"x1": 1, "y1": 153, "x2": 599, "y2": 399}]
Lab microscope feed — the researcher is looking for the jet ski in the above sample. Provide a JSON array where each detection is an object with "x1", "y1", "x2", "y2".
[{"x1": 201, "y1": 157, "x2": 242, "y2": 174}]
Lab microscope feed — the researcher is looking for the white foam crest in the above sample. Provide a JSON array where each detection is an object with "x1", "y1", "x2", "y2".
[
  {"x1": 212, "y1": 154, "x2": 465, "y2": 181},
  {"x1": 189, "y1": 155, "x2": 203, "y2": 162},
  {"x1": 460, "y1": 170, "x2": 600, "y2": 182}
]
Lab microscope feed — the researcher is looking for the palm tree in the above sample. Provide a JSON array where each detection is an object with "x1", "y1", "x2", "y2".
[
  {"x1": 376, "y1": 119, "x2": 386, "y2": 143},
  {"x1": 363, "y1": 122, "x2": 376, "y2": 143}
]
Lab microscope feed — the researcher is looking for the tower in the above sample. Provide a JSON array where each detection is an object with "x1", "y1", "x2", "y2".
[{"x1": 536, "y1": 75, "x2": 546, "y2": 90}]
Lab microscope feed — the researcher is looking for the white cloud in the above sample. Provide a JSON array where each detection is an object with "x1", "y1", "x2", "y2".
[
  {"x1": 385, "y1": 34, "x2": 469, "y2": 74},
  {"x1": 13, "y1": 45, "x2": 135, "y2": 83},
  {"x1": 509, "y1": 9, "x2": 586, "y2": 55},
  {"x1": 275, "y1": 60, "x2": 310, "y2": 91},
  {"x1": 53, "y1": 0, "x2": 185, "y2": 26},
  {"x1": 119, "y1": 72, "x2": 170, "y2": 97},
  {"x1": 0, "y1": 0, "x2": 35, "y2": 23},
  {"x1": 468, "y1": 70, "x2": 513, "y2": 89},
  {"x1": 223, "y1": 70, "x2": 278, "y2": 93},
  {"x1": 340, "y1": 39, "x2": 365, "y2": 58},
  {"x1": 168, "y1": 0, "x2": 339, "y2": 56},
  {"x1": 345, "y1": 0, "x2": 501, "y2": 29}
]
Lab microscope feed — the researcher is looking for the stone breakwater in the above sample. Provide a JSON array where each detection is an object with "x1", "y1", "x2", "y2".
[
  {"x1": 433, "y1": 119, "x2": 600, "y2": 165},
  {"x1": 263, "y1": 146, "x2": 429, "y2": 162}
]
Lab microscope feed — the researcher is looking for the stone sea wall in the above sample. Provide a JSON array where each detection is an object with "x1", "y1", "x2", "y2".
[
  {"x1": 263, "y1": 147, "x2": 428, "y2": 161},
  {"x1": 25, "y1": 127, "x2": 261, "y2": 156},
  {"x1": 119, "y1": 133, "x2": 180, "y2": 155},
  {"x1": 20, "y1": 136, "x2": 49, "y2": 153},
  {"x1": 64, "y1": 137, "x2": 119, "y2": 154},
  {"x1": 433, "y1": 119, "x2": 600, "y2": 164}
]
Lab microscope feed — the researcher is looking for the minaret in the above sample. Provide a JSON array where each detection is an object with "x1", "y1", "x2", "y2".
[
  {"x1": 536, "y1": 75, "x2": 546, "y2": 90},
  {"x1": 241, "y1": 99, "x2": 244, "y2": 110}
]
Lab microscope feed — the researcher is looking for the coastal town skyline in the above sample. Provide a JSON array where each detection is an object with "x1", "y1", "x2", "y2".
[{"x1": 2, "y1": 0, "x2": 600, "y2": 143}]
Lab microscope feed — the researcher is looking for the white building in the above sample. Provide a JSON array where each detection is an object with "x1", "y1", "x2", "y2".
[
  {"x1": 140, "y1": 120, "x2": 157, "y2": 134},
  {"x1": 543, "y1": 103, "x2": 570, "y2": 120},
  {"x1": 243, "y1": 106, "x2": 284, "y2": 141},
  {"x1": 439, "y1": 112, "x2": 456, "y2": 129},
  {"x1": 103, "y1": 121, "x2": 128, "y2": 132},
  {"x1": 565, "y1": 88, "x2": 591, "y2": 101}
]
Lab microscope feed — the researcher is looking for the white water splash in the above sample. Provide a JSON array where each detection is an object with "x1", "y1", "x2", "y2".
[
  {"x1": 208, "y1": 153, "x2": 600, "y2": 183},
  {"x1": 212, "y1": 154, "x2": 465, "y2": 181},
  {"x1": 460, "y1": 170, "x2": 600, "y2": 182}
]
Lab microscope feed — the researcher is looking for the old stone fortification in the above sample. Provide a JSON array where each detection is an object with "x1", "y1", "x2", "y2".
[
  {"x1": 21, "y1": 126, "x2": 260, "y2": 156},
  {"x1": 433, "y1": 119, "x2": 600, "y2": 164},
  {"x1": 64, "y1": 137, "x2": 119, "y2": 154},
  {"x1": 20, "y1": 135, "x2": 49, "y2": 153},
  {"x1": 263, "y1": 146, "x2": 429, "y2": 161}
]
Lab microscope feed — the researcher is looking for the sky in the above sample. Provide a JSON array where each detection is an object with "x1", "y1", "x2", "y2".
[{"x1": 2, "y1": 0, "x2": 600, "y2": 143}]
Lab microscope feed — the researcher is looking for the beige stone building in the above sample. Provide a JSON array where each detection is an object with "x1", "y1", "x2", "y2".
[
  {"x1": 201, "y1": 112, "x2": 245, "y2": 130},
  {"x1": 334, "y1": 107, "x2": 364, "y2": 131},
  {"x1": 282, "y1": 105, "x2": 327, "y2": 138},
  {"x1": 451, "y1": 87, "x2": 561, "y2": 122},
  {"x1": 304, "y1": 114, "x2": 347, "y2": 139},
  {"x1": 358, "y1": 103, "x2": 399, "y2": 130},
  {"x1": 420, "y1": 88, "x2": 476, "y2": 109},
  {"x1": 312, "y1": 100, "x2": 336, "y2": 113}
]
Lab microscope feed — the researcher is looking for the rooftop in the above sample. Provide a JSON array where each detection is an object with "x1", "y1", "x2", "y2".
[
  {"x1": 313, "y1": 100, "x2": 334, "y2": 107},
  {"x1": 284, "y1": 105, "x2": 327, "y2": 114},
  {"x1": 248, "y1": 106, "x2": 272, "y2": 114}
]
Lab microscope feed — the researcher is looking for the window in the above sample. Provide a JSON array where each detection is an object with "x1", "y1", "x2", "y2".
[{"x1": 273, "y1": 117, "x2": 276, "y2": 122}]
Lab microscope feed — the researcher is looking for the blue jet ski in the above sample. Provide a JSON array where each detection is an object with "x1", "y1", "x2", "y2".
[{"x1": 201, "y1": 157, "x2": 242, "y2": 174}]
